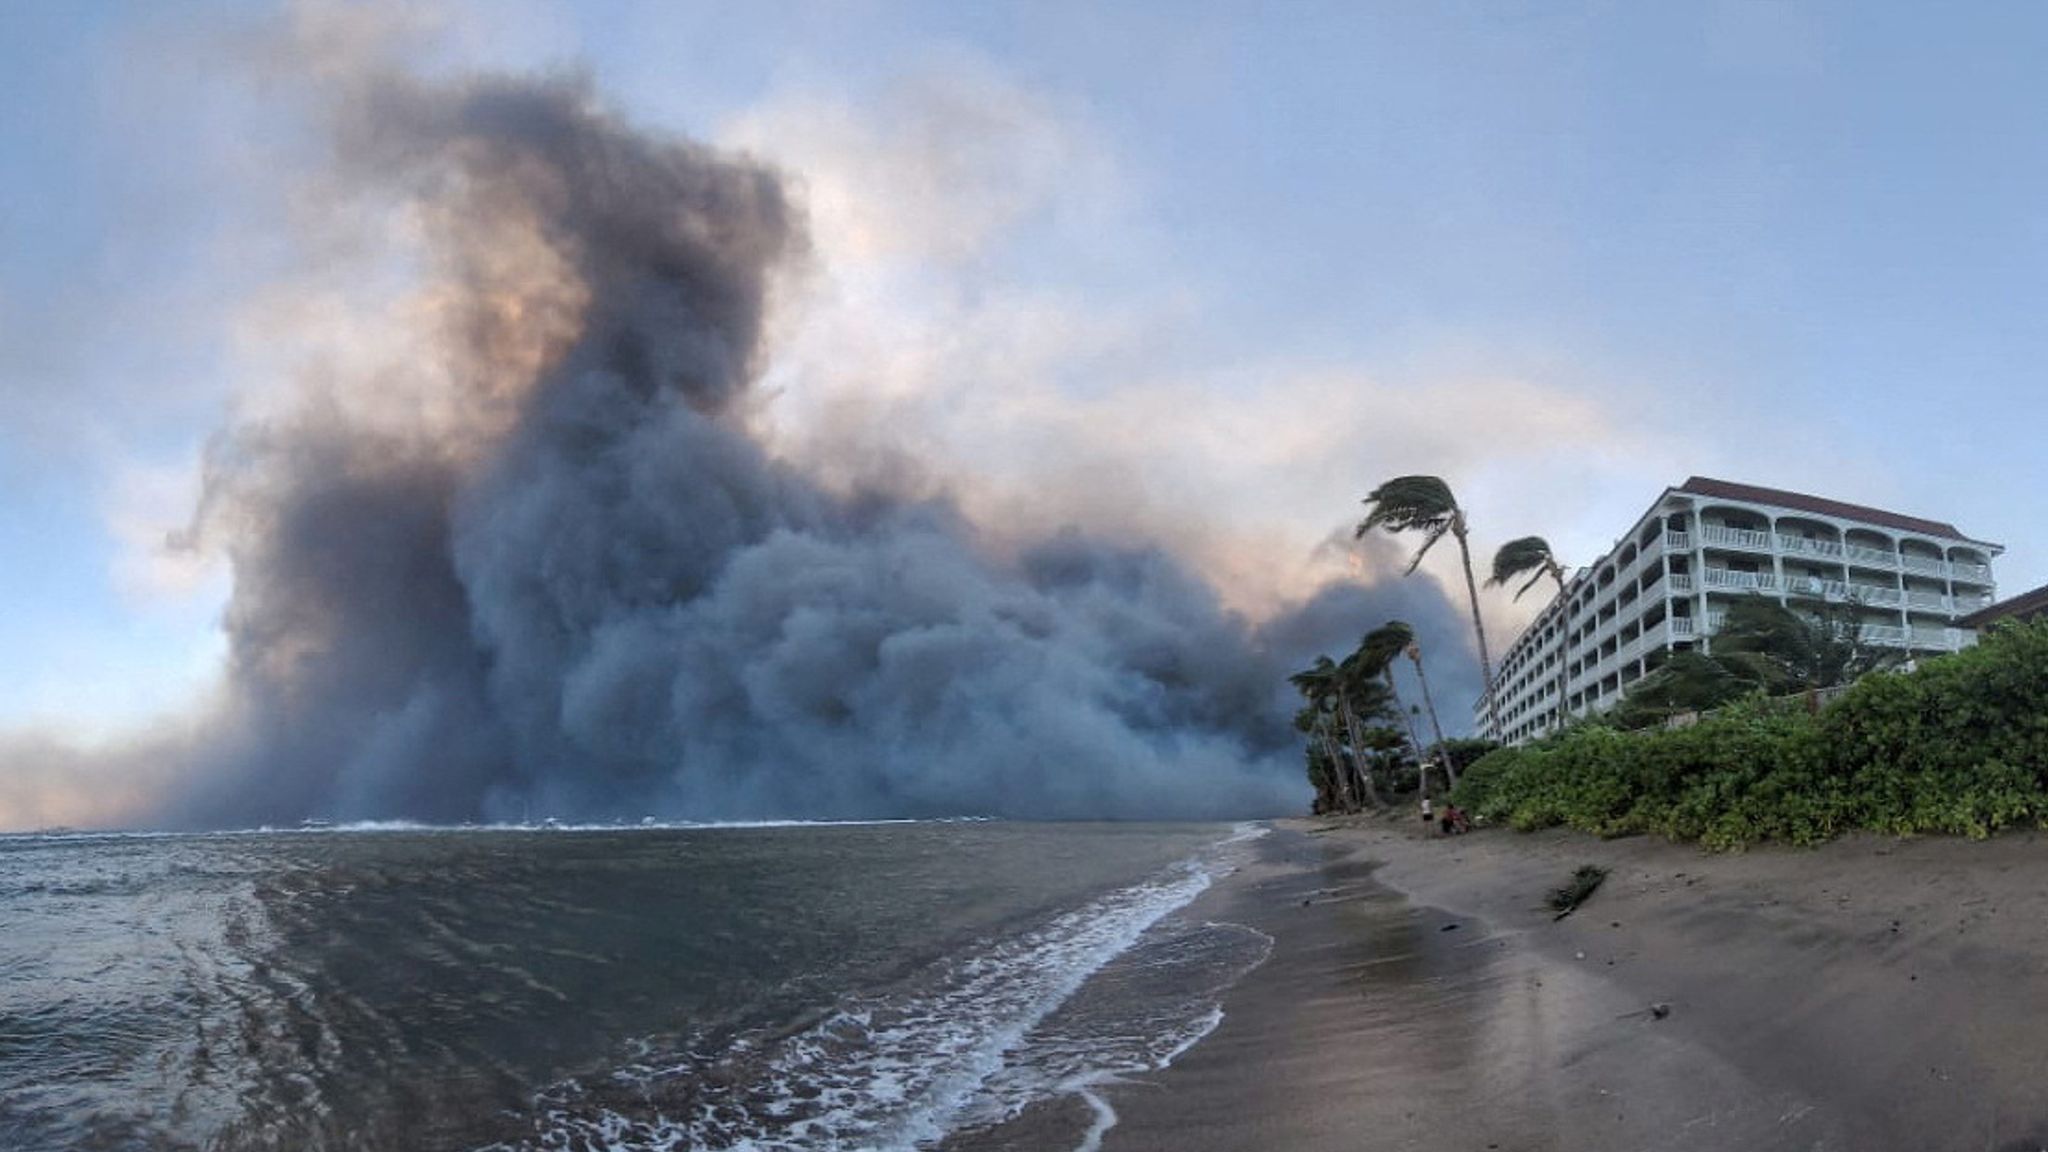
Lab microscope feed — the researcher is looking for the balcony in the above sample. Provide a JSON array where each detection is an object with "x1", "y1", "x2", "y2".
[
  {"x1": 1900, "y1": 554, "x2": 1946, "y2": 577},
  {"x1": 1700, "y1": 525, "x2": 1774, "y2": 551},
  {"x1": 1665, "y1": 530, "x2": 1692, "y2": 551},
  {"x1": 1953, "y1": 562, "x2": 1993, "y2": 584},
  {"x1": 1776, "y1": 534, "x2": 1845, "y2": 559},
  {"x1": 1844, "y1": 543, "x2": 1899, "y2": 568},
  {"x1": 1702, "y1": 568, "x2": 1776, "y2": 591},
  {"x1": 1670, "y1": 616, "x2": 1696, "y2": 638},
  {"x1": 1669, "y1": 572, "x2": 1695, "y2": 593}
]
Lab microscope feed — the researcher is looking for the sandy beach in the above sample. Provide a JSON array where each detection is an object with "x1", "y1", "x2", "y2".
[{"x1": 1087, "y1": 818, "x2": 2048, "y2": 1152}]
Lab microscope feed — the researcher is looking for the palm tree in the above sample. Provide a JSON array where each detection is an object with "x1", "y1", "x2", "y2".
[
  {"x1": 1711, "y1": 595, "x2": 1903, "y2": 693},
  {"x1": 1333, "y1": 654, "x2": 1391, "y2": 808},
  {"x1": 1288, "y1": 658, "x2": 1356, "y2": 811},
  {"x1": 1358, "y1": 476, "x2": 1498, "y2": 736},
  {"x1": 1355, "y1": 622, "x2": 1435, "y2": 796},
  {"x1": 1490, "y1": 535, "x2": 1572, "y2": 734}
]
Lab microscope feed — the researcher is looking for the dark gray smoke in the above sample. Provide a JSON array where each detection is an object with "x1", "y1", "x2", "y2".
[{"x1": 134, "y1": 70, "x2": 1480, "y2": 827}]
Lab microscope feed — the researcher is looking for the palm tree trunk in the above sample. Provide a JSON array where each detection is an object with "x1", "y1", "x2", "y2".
[
  {"x1": 1310, "y1": 709, "x2": 1359, "y2": 807},
  {"x1": 1382, "y1": 668, "x2": 1431, "y2": 798},
  {"x1": 1334, "y1": 694, "x2": 1382, "y2": 809},
  {"x1": 1319, "y1": 721, "x2": 1356, "y2": 812},
  {"x1": 1311, "y1": 725, "x2": 1346, "y2": 812},
  {"x1": 1452, "y1": 520, "x2": 1500, "y2": 739},
  {"x1": 1408, "y1": 649, "x2": 1455, "y2": 787}
]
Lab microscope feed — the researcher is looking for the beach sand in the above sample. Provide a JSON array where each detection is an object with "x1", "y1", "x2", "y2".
[{"x1": 1084, "y1": 818, "x2": 2048, "y2": 1152}]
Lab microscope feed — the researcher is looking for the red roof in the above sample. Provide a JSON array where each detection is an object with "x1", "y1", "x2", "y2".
[
  {"x1": 1959, "y1": 582, "x2": 2048, "y2": 630},
  {"x1": 1677, "y1": 476, "x2": 1971, "y2": 540}
]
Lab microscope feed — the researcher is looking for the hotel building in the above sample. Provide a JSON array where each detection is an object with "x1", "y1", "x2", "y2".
[{"x1": 1478, "y1": 478, "x2": 2002, "y2": 745}]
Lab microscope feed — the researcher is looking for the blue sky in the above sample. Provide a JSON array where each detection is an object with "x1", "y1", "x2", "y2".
[{"x1": 3, "y1": 0, "x2": 2045, "y2": 737}]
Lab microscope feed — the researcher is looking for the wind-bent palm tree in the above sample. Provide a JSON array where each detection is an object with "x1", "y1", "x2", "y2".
[
  {"x1": 1358, "y1": 476, "x2": 1498, "y2": 736},
  {"x1": 1288, "y1": 658, "x2": 1356, "y2": 811},
  {"x1": 1490, "y1": 535, "x2": 1572, "y2": 734},
  {"x1": 1356, "y1": 622, "x2": 1435, "y2": 796}
]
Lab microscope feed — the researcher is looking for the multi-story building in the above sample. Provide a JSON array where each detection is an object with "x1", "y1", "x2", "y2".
[{"x1": 1477, "y1": 477, "x2": 2002, "y2": 745}]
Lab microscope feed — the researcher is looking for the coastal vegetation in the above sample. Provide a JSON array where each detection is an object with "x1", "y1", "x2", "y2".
[
  {"x1": 1291, "y1": 626, "x2": 1503, "y2": 814},
  {"x1": 1451, "y1": 618, "x2": 2048, "y2": 849}
]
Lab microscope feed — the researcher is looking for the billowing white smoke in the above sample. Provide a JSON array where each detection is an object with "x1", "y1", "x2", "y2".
[{"x1": 103, "y1": 68, "x2": 1476, "y2": 828}]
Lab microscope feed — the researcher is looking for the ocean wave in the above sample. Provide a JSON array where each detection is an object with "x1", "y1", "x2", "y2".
[{"x1": 479, "y1": 827, "x2": 1269, "y2": 1152}]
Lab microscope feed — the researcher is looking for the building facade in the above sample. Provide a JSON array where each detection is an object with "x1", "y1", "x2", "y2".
[{"x1": 1477, "y1": 477, "x2": 2002, "y2": 745}]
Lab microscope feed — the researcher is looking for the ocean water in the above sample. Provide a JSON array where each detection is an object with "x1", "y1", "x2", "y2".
[{"x1": 0, "y1": 821, "x2": 1270, "y2": 1151}]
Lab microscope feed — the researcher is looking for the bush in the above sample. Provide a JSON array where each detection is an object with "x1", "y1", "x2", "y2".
[{"x1": 1451, "y1": 619, "x2": 2048, "y2": 849}]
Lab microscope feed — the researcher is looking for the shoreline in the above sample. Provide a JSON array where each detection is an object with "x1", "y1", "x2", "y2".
[{"x1": 1086, "y1": 817, "x2": 2048, "y2": 1152}]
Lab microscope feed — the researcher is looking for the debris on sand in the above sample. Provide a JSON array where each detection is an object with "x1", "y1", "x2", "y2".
[{"x1": 1547, "y1": 864, "x2": 1609, "y2": 920}]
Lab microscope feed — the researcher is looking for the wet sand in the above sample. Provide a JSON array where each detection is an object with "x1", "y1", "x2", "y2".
[{"x1": 1093, "y1": 818, "x2": 2048, "y2": 1152}]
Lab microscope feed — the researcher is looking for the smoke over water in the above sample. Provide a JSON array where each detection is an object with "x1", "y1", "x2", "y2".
[{"x1": 34, "y1": 62, "x2": 1481, "y2": 829}]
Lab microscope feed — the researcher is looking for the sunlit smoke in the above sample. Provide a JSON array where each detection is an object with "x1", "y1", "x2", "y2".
[{"x1": 4, "y1": 43, "x2": 1485, "y2": 830}]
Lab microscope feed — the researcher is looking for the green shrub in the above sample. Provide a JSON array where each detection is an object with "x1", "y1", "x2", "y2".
[{"x1": 1451, "y1": 619, "x2": 2048, "y2": 849}]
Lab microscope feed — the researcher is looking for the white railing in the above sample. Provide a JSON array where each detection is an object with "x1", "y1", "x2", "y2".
[
  {"x1": 1705, "y1": 610, "x2": 1727, "y2": 632},
  {"x1": 1777, "y1": 534, "x2": 1846, "y2": 559},
  {"x1": 1665, "y1": 530, "x2": 1692, "y2": 551},
  {"x1": 1859, "y1": 624, "x2": 1909, "y2": 647},
  {"x1": 1669, "y1": 573, "x2": 1695, "y2": 593},
  {"x1": 1703, "y1": 568, "x2": 1776, "y2": 590},
  {"x1": 1701, "y1": 525, "x2": 1774, "y2": 550},
  {"x1": 1779, "y1": 574, "x2": 1840, "y2": 599},
  {"x1": 1900, "y1": 554, "x2": 1946, "y2": 576},
  {"x1": 1953, "y1": 562, "x2": 1993, "y2": 583},
  {"x1": 1844, "y1": 543, "x2": 1899, "y2": 567},
  {"x1": 1669, "y1": 616, "x2": 1695, "y2": 637},
  {"x1": 1953, "y1": 595, "x2": 1993, "y2": 613},
  {"x1": 1905, "y1": 589, "x2": 1947, "y2": 610}
]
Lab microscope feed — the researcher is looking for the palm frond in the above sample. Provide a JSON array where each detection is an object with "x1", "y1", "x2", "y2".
[
  {"x1": 1356, "y1": 621, "x2": 1416, "y2": 673},
  {"x1": 1488, "y1": 535, "x2": 1555, "y2": 587},
  {"x1": 1356, "y1": 475, "x2": 1458, "y2": 540}
]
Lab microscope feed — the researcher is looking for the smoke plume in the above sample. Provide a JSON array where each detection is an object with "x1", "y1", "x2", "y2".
[{"x1": 75, "y1": 62, "x2": 1481, "y2": 828}]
